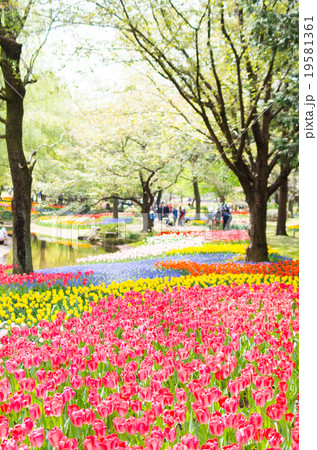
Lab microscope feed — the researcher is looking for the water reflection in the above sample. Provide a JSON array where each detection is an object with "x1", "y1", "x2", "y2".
[{"x1": 6, "y1": 234, "x2": 119, "y2": 270}]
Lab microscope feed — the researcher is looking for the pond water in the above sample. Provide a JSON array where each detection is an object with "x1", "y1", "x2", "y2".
[{"x1": 6, "y1": 234, "x2": 118, "y2": 270}]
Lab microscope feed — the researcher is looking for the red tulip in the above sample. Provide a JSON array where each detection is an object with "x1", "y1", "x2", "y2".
[
  {"x1": 223, "y1": 413, "x2": 238, "y2": 429},
  {"x1": 209, "y1": 417, "x2": 225, "y2": 436},
  {"x1": 18, "y1": 445, "x2": 30, "y2": 450},
  {"x1": 131, "y1": 400, "x2": 142, "y2": 413},
  {"x1": 137, "y1": 418, "x2": 150, "y2": 436},
  {"x1": 266, "y1": 404, "x2": 284, "y2": 421},
  {"x1": 181, "y1": 434, "x2": 199, "y2": 450},
  {"x1": 23, "y1": 418, "x2": 34, "y2": 434},
  {"x1": 200, "y1": 438, "x2": 219, "y2": 450},
  {"x1": 253, "y1": 428, "x2": 265, "y2": 443},
  {"x1": 223, "y1": 397, "x2": 239, "y2": 414},
  {"x1": 152, "y1": 401, "x2": 163, "y2": 417},
  {"x1": 70, "y1": 375, "x2": 84, "y2": 390},
  {"x1": 58, "y1": 436, "x2": 78, "y2": 450},
  {"x1": 35, "y1": 383, "x2": 47, "y2": 399},
  {"x1": 29, "y1": 427, "x2": 45, "y2": 448},
  {"x1": 164, "y1": 427, "x2": 177, "y2": 442},
  {"x1": 0, "y1": 416, "x2": 9, "y2": 439},
  {"x1": 29, "y1": 403, "x2": 41, "y2": 420},
  {"x1": 252, "y1": 390, "x2": 266, "y2": 407},
  {"x1": 195, "y1": 408, "x2": 209, "y2": 424},
  {"x1": 48, "y1": 427, "x2": 63, "y2": 447},
  {"x1": 285, "y1": 413, "x2": 294, "y2": 422},
  {"x1": 83, "y1": 436, "x2": 100, "y2": 450},
  {"x1": 175, "y1": 388, "x2": 187, "y2": 404},
  {"x1": 178, "y1": 369, "x2": 189, "y2": 384},
  {"x1": 145, "y1": 438, "x2": 162, "y2": 450},
  {"x1": 2, "y1": 439, "x2": 18, "y2": 450},
  {"x1": 249, "y1": 412, "x2": 263, "y2": 429},
  {"x1": 113, "y1": 417, "x2": 126, "y2": 434}
]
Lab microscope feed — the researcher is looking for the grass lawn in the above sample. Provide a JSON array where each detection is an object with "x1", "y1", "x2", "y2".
[{"x1": 267, "y1": 221, "x2": 299, "y2": 260}]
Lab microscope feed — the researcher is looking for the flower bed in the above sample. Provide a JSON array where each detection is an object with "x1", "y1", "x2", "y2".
[
  {"x1": 155, "y1": 260, "x2": 299, "y2": 278},
  {"x1": 203, "y1": 231, "x2": 249, "y2": 242},
  {"x1": 0, "y1": 283, "x2": 298, "y2": 449},
  {"x1": 165, "y1": 243, "x2": 277, "y2": 257},
  {"x1": 77, "y1": 236, "x2": 206, "y2": 265},
  {"x1": 0, "y1": 265, "x2": 93, "y2": 289},
  {"x1": 0, "y1": 224, "x2": 299, "y2": 450},
  {"x1": 0, "y1": 269, "x2": 298, "y2": 326}
]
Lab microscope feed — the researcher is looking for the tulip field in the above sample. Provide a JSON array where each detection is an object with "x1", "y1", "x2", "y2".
[{"x1": 0, "y1": 231, "x2": 299, "y2": 450}]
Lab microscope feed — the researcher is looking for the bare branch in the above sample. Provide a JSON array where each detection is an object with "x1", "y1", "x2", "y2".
[
  {"x1": 220, "y1": 1, "x2": 245, "y2": 130},
  {"x1": 267, "y1": 167, "x2": 292, "y2": 197},
  {"x1": 94, "y1": 195, "x2": 142, "y2": 207},
  {"x1": 267, "y1": 153, "x2": 280, "y2": 174}
]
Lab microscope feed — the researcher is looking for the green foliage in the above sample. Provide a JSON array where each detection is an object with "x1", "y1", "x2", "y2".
[
  {"x1": 126, "y1": 232, "x2": 141, "y2": 240},
  {"x1": 100, "y1": 224, "x2": 118, "y2": 234}
]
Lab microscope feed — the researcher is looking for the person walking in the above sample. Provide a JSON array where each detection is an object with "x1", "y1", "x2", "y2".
[
  {"x1": 222, "y1": 209, "x2": 229, "y2": 230},
  {"x1": 206, "y1": 210, "x2": 214, "y2": 231},
  {"x1": 182, "y1": 207, "x2": 186, "y2": 225},
  {"x1": 157, "y1": 203, "x2": 163, "y2": 221},
  {"x1": 172, "y1": 206, "x2": 178, "y2": 225},
  {"x1": 178, "y1": 206, "x2": 185, "y2": 226},
  {"x1": 163, "y1": 203, "x2": 170, "y2": 218},
  {"x1": 226, "y1": 209, "x2": 232, "y2": 230},
  {"x1": 215, "y1": 209, "x2": 222, "y2": 230},
  {"x1": 150, "y1": 208, "x2": 156, "y2": 223}
]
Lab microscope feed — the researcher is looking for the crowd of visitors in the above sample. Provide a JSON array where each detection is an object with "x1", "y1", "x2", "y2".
[
  {"x1": 150, "y1": 202, "x2": 187, "y2": 227},
  {"x1": 149, "y1": 201, "x2": 233, "y2": 230},
  {"x1": 205, "y1": 204, "x2": 232, "y2": 230}
]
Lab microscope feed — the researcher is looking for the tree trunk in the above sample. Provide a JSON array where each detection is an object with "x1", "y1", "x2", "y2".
[
  {"x1": 193, "y1": 178, "x2": 201, "y2": 219},
  {"x1": 246, "y1": 190, "x2": 269, "y2": 262},
  {"x1": 141, "y1": 193, "x2": 153, "y2": 232},
  {"x1": 156, "y1": 189, "x2": 163, "y2": 206},
  {"x1": 1, "y1": 41, "x2": 33, "y2": 274},
  {"x1": 276, "y1": 177, "x2": 288, "y2": 236},
  {"x1": 112, "y1": 197, "x2": 118, "y2": 219},
  {"x1": 141, "y1": 203, "x2": 153, "y2": 232},
  {"x1": 220, "y1": 194, "x2": 225, "y2": 204}
]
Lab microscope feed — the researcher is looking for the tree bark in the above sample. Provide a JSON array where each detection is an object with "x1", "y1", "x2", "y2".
[
  {"x1": 141, "y1": 195, "x2": 153, "y2": 232},
  {"x1": 112, "y1": 197, "x2": 118, "y2": 219},
  {"x1": 156, "y1": 189, "x2": 163, "y2": 207},
  {"x1": 276, "y1": 177, "x2": 288, "y2": 236},
  {"x1": 246, "y1": 189, "x2": 269, "y2": 262},
  {"x1": 193, "y1": 178, "x2": 201, "y2": 219},
  {"x1": 1, "y1": 40, "x2": 33, "y2": 274}
]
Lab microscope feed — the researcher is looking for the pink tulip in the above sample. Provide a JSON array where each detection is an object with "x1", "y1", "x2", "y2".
[
  {"x1": 29, "y1": 403, "x2": 41, "y2": 420},
  {"x1": 83, "y1": 436, "x2": 100, "y2": 450},
  {"x1": 164, "y1": 427, "x2": 177, "y2": 442},
  {"x1": 48, "y1": 427, "x2": 64, "y2": 447},
  {"x1": 181, "y1": 435, "x2": 199, "y2": 450},
  {"x1": 29, "y1": 427, "x2": 45, "y2": 448}
]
